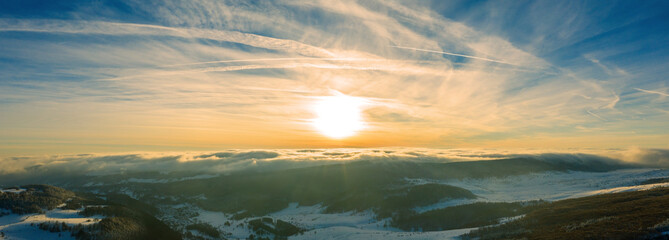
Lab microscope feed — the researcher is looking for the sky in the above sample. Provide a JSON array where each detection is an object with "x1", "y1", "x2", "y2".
[{"x1": 1, "y1": 0, "x2": 668, "y2": 156}]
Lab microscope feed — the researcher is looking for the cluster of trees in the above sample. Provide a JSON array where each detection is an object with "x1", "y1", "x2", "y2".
[
  {"x1": 81, "y1": 206, "x2": 140, "y2": 219},
  {"x1": 36, "y1": 205, "x2": 181, "y2": 240},
  {"x1": 34, "y1": 206, "x2": 181, "y2": 240},
  {"x1": 391, "y1": 201, "x2": 544, "y2": 231},
  {"x1": 185, "y1": 222, "x2": 220, "y2": 238},
  {"x1": 247, "y1": 217, "x2": 304, "y2": 239},
  {"x1": 335, "y1": 183, "x2": 477, "y2": 218},
  {"x1": 0, "y1": 185, "x2": 74, "y2": 214},
  {"x1": 641, "y1": 177, "x2": 669, "y2": 185},
  {"x1": 247, "y1": 234, "x2": 271, "y2": 240},
  {"x1": 36, "y1": 221, "x2": 96, "y2": 240},
  {"x1": 79, "y1": 205, "x2": 181, "y2": 240},
  {"x1": 95, "y1": 217, "x2": 146, "y2": 240}
]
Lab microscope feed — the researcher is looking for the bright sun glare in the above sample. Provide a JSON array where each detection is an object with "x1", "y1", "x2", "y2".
[{"x1": 312, "y1": 94, "x2": 366, "y2": 139}]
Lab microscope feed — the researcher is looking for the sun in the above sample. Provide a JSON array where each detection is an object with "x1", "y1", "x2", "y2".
[{"x1": 312, "y1": 94, "x2": 367, "y2": 139}]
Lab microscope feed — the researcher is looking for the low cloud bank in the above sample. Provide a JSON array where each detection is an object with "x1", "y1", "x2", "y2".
[
  {"x1": 1, "y1": 148, "x2": 666, "y2": 179},
  {"x1": 617, "y1": 148, "x2": 669, "y2": 168}
]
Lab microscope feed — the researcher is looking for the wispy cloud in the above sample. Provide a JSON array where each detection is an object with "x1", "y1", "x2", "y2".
[
  {"x1": 634, "y1": 88, "x2": 669, "y2": 97},
  {"x1": 0, "y1": 20, "x2": 336, "y2": 58},
  {"x1": 602, "y1": 92, "x2": 620, "y2": 110}
]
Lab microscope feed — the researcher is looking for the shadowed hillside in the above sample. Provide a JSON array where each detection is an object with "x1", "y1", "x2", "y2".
[
  {"x1": 464, "y1": 187, "x2": 669, "y2": 239},
  {"x1": 0, "y1": 185, "x2": 181, "y2": 240}
]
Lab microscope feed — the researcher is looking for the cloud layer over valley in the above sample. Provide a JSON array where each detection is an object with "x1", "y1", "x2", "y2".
[{"x1": 2, "y1": 148, "x2": 667, "y2": 179}]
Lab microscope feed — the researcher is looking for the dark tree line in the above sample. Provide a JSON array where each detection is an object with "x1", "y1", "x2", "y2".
[{"x1": 0, "y1": 185, "x2": 74, "y2": 214}]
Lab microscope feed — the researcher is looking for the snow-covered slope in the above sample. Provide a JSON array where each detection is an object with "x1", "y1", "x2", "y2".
[
  {"x1": 0, "y1": 208, "x2": 101, "y2": 240},
  {"x1": 440, "y1": 168, "x2": 669, "y2": 202}
]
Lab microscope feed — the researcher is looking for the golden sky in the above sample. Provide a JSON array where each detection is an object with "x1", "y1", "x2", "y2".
[{"x1": 1, "y1": 1, "x2": 668, "y2": 156}]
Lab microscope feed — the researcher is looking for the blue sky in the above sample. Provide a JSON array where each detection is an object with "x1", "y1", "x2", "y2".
[{"x1": 0, "y1": 0, "x2": 668, "y2": 155}]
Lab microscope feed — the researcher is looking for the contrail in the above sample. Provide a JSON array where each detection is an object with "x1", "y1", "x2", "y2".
[
  {"x1": 634, "y1": 88, "x2": 669, "y2": 97},
  {"x1": 587, "y1": 110, "x2": 607, "y2": 121},
  {"x1": 392, "y1": 45, "x2": 515, "y2": 65}
]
